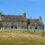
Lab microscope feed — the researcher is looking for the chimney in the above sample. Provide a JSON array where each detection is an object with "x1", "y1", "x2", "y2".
[
  {"x1": 22, "y1": 12, "x2": 26, "y2": 18},
  {"x1": 39, "y1": 16, "x2": 42, "y2": 20}
]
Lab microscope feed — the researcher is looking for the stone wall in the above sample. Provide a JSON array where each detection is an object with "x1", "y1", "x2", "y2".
[{"x1": 0, "y1": 21, "x2": 27, "y2": 30}]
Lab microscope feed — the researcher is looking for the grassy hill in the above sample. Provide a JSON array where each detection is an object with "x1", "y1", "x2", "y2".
[{"x1": 0, "y1": 30, "x2": 45, "y2": 45}]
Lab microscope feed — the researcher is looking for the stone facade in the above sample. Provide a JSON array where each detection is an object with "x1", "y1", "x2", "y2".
[{"x1": 0, "y1": 12, "x2": 44, "y2": 30}]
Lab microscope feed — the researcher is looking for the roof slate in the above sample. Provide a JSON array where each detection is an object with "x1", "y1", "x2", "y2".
[{"x1": 1, "y1": 15, "x2": 23, "y2": 22}]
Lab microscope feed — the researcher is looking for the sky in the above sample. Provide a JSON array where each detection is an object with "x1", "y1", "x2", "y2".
[{"x1": 0, "y1": 0, "x2": 45, "y2": 24}]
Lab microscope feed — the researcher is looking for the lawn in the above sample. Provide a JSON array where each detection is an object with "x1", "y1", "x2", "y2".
[{"x1": 0, "y1": 30, "x2": 45, "y2": 45}]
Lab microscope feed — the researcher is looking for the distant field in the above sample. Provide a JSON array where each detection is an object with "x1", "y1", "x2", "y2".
[{"x1": 0, "y1": 30, "x2": 45, "y2": 45}]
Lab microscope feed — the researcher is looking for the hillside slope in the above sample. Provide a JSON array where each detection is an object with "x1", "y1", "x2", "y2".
[{"x1": 0, "y1": 30, "x2": 45, "y2": 45}]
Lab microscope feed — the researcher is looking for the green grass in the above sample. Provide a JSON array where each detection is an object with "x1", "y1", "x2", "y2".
[{"x1": 0, "y1": 30, "x2": 45, "y2": 45}]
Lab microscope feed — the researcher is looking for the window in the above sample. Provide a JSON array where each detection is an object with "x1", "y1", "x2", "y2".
[
  {"x1": 35, "y1": 26, "x2": 37, "y2": 30},
  {"x1": 22, "y1": 26, "x2": 26, "y2": 29},
  {"x1": 11, "y1": 26, "x2": 13, "y2": 28},
  {"x1": 15, "y1": 26, "x2": 17, "y2": 29}
]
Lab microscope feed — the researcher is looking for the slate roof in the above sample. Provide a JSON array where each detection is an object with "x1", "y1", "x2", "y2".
[
  {"x1": 30, "y1": 19, "x2": 43, "y2": 26},
  {"x1": 1, "y1": 15, "x2": 23, "y2": 22},
  {"x1": 27, "y1": 19, "x2": 43, "y2": 26}
]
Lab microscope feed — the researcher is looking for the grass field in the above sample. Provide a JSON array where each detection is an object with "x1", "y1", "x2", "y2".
[{"x1": 0, "y1": 30, "x2": 45, "y2": 45}]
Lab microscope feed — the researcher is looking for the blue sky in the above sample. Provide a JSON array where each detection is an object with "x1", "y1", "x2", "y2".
[{"x1": 0, "y1": 0, "x2": 45, "y2": 24}]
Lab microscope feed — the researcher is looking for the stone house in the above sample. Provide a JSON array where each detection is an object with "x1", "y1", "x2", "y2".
[{"x1": 0, "y1": 12, "x2": 44, "y2": 30}]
